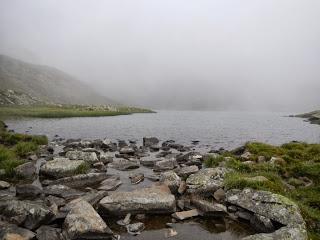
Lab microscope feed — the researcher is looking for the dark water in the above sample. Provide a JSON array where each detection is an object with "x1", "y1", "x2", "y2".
[{"x1": 4, "y1": 110, "x2": 320, "y2": 149}]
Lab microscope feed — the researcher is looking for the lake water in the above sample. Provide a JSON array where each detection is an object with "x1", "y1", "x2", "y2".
[{"x1": 4, "y1": 110, "x2": 320, "y2": 150}]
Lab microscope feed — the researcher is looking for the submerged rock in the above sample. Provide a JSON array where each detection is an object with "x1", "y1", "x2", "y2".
[
  {"x1": 186, "y1": 167, "x2": 229, "y2": 193},
  {"x1": 126, "y1": 222, "x2": 145, "y2": 235},
  {"x1": 40, "y1": 158, "x2": 85, "y2": 178},
  {"x1": 63, "y1": 199, "x2": 113, "y2": 239},
  {"x1": 99, "y1": 185, "x2": 176, "y2": 215},
  {"x1": 172, "y1": 209, "x2": 200, "y2": 220}
]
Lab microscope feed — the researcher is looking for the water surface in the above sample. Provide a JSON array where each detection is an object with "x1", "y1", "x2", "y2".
[{"x1": 5, "y1": 110, "x2": 320, "y2": 149}]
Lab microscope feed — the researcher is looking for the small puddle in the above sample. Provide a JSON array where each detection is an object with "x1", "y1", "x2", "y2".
[{"x1": 107, "y1": 215, "x2": 254, "y2": 240}]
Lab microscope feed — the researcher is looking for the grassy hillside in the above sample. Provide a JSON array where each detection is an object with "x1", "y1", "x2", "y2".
[{"x1": 0, "y1": 54, "x2": 116, "y2": 105}]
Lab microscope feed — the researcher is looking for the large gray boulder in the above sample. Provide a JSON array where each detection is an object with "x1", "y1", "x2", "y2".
[
  {"x1": 186, "y1": 167, "x2": 229, "y2": 193},
  {"x1": 40, "y1": 158, "x2": 86, "y2": 178},
  {"x1": 0, "y1": 200, "x2": 55, "y2": 230},
  {"x1": 226, "y1": 188, "x2": 307, "y2": 240},
  {"x1": 66, "y1": 150, "x2": 98, "y2": 163},
  {"x1": 226, "y1": 188, "x2": 305, "y2": 227},
  {"x1": 154, "y1": 158, "x2": 178, "y2": 172},
  {"x1": 63, "y1": 199, "x2": 113, "y2": 239},
  {"x1": 15, "y1": 162, "x2": 37, "y2": 179},
  {"x1": 100, "y1": 185, "x2": 176, "y2": 215},
  {"x1": 176, "y1": 165, "x2": 199, "y2": 178}
]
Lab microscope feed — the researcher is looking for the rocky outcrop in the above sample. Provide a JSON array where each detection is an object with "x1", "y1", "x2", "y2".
[
  {"x1": 40, "y1": 158, "x2": 85, "y2": 178},
  {"x1": 226, "y1": 188, "x2": 307, "y2": 240},
  {"x1": 63, "y1": 199, "x2": 113, "y2": 239},
  {"x1": 99, "y1": 185, "x2": 176, "y2": 215}
]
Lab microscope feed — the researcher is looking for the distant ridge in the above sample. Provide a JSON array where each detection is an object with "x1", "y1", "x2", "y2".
[{"x1": 0, "y1": 54, "x2": 117, "y2": 105}]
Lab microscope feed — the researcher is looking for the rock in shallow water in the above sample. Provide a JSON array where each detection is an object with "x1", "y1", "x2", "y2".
[
  {"x1": 99, "y1": 185, "x2": 176, "y2": 215},
  {"x1": 63, "y1": 199, "x2": 113, "y2": 239},
  {"x1": 40, "y1": 158, "x2": 86, "y2": 178},
  {"x1": 108, "y1": 158, "x2": 139, "y2": 171}
]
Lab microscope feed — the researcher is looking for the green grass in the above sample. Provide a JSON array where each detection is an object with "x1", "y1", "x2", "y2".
[
  {"x1": 0, "y1": 120, "x2": 48, "y2": 179},
  {"x1": 0, "y1": 105, "x2": 154, "y2": 118},
  {"x1": 74, "y1": 162, "x2": 90, "y2": 175},
  {"x1": 204, "y1": 155, "x2": 225, "y2": 168},
  {"x1": 220, "y1": 141, "x2": 320, "y2": 238}
]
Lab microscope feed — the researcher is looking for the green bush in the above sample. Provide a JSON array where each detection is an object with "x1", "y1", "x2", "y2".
[{"x1": 74, "y1": 162, "x2": 90, "y2": 175}]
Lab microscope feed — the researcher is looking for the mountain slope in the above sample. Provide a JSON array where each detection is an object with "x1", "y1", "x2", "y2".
[{"x1": 0, "y1": 55, "x2": 116, "y2": 105}]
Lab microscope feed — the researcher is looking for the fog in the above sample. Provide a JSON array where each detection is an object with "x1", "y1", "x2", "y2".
[{"x1": 1, "y1": 0, "x2": 320, "y2": 111}]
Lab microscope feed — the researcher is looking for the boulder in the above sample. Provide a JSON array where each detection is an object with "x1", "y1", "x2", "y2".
[
  {"x1": 186, "y1": 167, "x2": 229, "y2": 193},
  {"x1": 99, "y1": 152, "x2": 113, "y2": 164},
  {"x1": 119, "y1": 146, "x2": 135, "y2": 155},
  {"x1": 226, "y1": 188, "x2": 305, "y2": 227},
  {"x1": 140, "y1": 157, "x2": 159, "y2": 167},
  {"x1": 0, "y1": 180, "x2": 10, "y2": 190},
  {"x1": 0, "y1": 221, "x2": 35, "y2": 240},
  {"x1": 100, "y1": 185, "x2": 176, "y2": 215},
  {"x1": 40, "y1": 158, "x2": 86, "y2": 178},
  {"x1": 108, "y1": 158, "x2": 139, "y2": 171},
  {"x1": 36, "y1": 226, "x2": 64, "y2": 240},
  {"x1": 143, "y1": 137, "x2": 159, "y2": 147},
  {"x1": 63, "y1": 199, "x2": 113, "y2": 239},
  {"x1": 160, "y1": 171, "x2": 181, "y2": 194},
  {"x1": 213, "y1": 188, "x2": 226, "y2": 202},
  {"x1": 16, "y1": 184, "x2": 42, "y2": 199},
  {"x1": 0, "y1": 200, "x2": 55, "y2": 230},
  {"x1": 15, "y1": 162, "x2": 36, "y2": 179},
  {"x1": 42, "y1": 173, "x2": 109, "y2": 188},
  {"x1": 176, "y1": 165, "x2": 199, "y2": 178},
  {"x1": 154, "y1": 158, "x2": 178, "y2": 172},
  {"x1": 66, "y1": 150, "x2": 98, "y2": 163}
]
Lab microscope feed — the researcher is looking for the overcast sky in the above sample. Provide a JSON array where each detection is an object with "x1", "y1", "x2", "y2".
[{"x1": 1, "y1": 0, "x2": 320, "y2": 111}]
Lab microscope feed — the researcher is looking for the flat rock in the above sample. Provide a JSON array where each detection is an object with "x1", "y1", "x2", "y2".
[
  {"x1": 242, "y1": 226, "x2": 308, "y2": 240},
  {"x1": 172, "y1": 209, "x2": 199, "y2": 220},
  {"x1": 140, "y1": 157, "x2": 159, "y2": 167},
  {"x1": 63, "y1": 199, "x2": 113, "y2": 239},
  {"x1": 154, "y1": 158, "x2": 178, "y2": 172},
  {"x1": 43, "y1": 184, "x2": 84, "y2": 200},
  {"x1": 99, "y1": 185, "x2": 176, "y2": 215},
  {"x1": 98, "y1": 176, "x2": 122, "y2": 191},
  {"x1": 40, "y1": 158, "x2": 85, "y2": 178},
  {"x1": 186, "y1": 167, "x2": 229, "y2": 193},
  {"x1": 191, "y1": 198, "x2": 227, "y2": 216},
  {"x1": 42, "y1": 172, "x2": 109, "y2": 188},
  {"x1": 108, "y1": 158, "x2": 139, "y2": 171}
]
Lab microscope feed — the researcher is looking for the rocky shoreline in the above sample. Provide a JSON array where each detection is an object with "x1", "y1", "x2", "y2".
[{"x1": 0, "y1": 136, "x2": 308, "y2": 240}]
